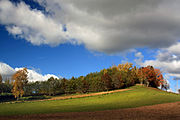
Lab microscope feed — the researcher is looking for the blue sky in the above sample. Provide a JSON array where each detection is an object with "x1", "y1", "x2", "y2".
[
  {"x1": 0, "y1": 24, "x2": 135, "y2": 78},
  {"x1": 0, "y1": 0, "x2": 180, "y2": 92},
  {"x1": 0, "y1": 25, "x2": 117, "y2": 77}
]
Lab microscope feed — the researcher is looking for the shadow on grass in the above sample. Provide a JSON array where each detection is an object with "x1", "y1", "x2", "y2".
[{"x1": 0, "y1": 94, "x2": 51, "y2": 103}]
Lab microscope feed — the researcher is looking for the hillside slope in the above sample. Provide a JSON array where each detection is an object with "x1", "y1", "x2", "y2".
[
  {"x1": 1, "y1": 102, "x2": 180, "y2": 120},
  {"x1": 0, "y1": 85, "x2": 180, "y2": 116}
]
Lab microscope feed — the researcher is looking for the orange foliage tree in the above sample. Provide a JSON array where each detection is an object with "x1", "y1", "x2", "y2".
[
  {"x1": 154, "y1": 68, "x2": 164, "y2": 86},
  {"x1": 137, "y1": 68, "x2": 146, "y2": 85},
  {"x1": 12, "y1": 68, "x2": 28, "y2": 100},
  {"x1": 154, "y1": 69, "x2": 169, "y2": 91},
  {"x1": 141, "y1": 66, "x2": 157, "y2": 87}
]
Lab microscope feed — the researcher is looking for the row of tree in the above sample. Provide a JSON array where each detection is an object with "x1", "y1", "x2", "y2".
[
  {"x1": 0, "y1": 74, "x2": 12, "y2": 94},
  {"x1": 0, "y1": 63, "x2": 169, "y2": 100}
]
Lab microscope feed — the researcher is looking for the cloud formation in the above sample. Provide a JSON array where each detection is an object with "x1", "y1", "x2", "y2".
[
  {"x1": 0, "y1": 0, "x2": 69, "y2": 46},
  {"x1": 0, "y1": 62, "x2": 16, "y2": 80},
  {"x1": 36, "y1": 0, "x2": 180, "y2": 53},
  {"x1": 15, "y1": 68, "x2": 59, "y2": 82},
  {"x1": 0, "y1": 62, "x2": 59, "y2": 82},
  {"x1": 134, "y1": 51, "x2": 144, "y2": 66},
  {"x1": 1, "y1": 0, "x2": 180, "y2": 53},
  {"x1": 143, "y1": 42, "x2": 180, "y2": 79}
]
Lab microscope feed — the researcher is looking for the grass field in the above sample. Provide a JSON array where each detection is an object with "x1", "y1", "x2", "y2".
[{"x1": 0, "y1": 85, "x2": 180, "y2": 116}]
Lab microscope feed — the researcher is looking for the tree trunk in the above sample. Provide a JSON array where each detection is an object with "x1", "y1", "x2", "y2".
[
  {"x1": 140, "y1": 79, "x2": 143, "y2": 85},
  {"x1": 17, "y1": 96, "x2": 19, "y2": 101},
  {"x1": 146, "y1": 81, "x2": 149, "y2": 87}
]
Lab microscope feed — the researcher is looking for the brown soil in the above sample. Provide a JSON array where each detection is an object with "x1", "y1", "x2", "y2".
[{"x1": 1, "y1": 102, "x2": 180, "y2": 120}]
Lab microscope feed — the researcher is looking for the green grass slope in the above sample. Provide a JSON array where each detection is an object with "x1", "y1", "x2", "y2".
[{"x1": 0, "y1": 85, "x2": 180, "y2": 116}]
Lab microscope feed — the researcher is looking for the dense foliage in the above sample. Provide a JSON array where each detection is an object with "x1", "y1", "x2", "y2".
[{"x1": 0, "y1": 63, "x2": 169, "y2": 99}]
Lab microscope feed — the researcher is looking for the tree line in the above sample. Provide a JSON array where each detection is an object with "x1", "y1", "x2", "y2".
[{"x1": 0, "y1": 63, "x2": 169, "y2": 100}]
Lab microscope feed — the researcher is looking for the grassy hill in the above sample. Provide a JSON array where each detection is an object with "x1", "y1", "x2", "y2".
[{"x1": 0, "y1": 85, "x2": 180, "y2": 116}]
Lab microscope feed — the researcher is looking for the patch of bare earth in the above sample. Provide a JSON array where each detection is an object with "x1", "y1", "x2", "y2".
[
  {"x1": 2, "y1": 89, "x2": 131, "y2": 104},
  {"x1": 50, "y1": 89, "x2": 131, "y2": 101},
  {"x1": 1, "y1": 102, "x2": 180, "y2": 120},
  {"x1": 18, "y1": 89, "x2": 130, "y2": 103}
]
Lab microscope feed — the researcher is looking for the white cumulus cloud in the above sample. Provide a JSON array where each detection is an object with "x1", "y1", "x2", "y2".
[
  {"x1": 15, "y1": 68, "x2": 59, "y2": 82},
  {"x1": 1, "y1": 0, "x2": 180, "y2": 53},
  {"x1": 6, "y1": 26, "x2": 22, "y2": 35},
  {"x1": 134, "y1": 51, "x2": 144, "y2": 66},
  {"x1": 142, "y1": 42, "x2": 180, "y2": 79},
  {"x1": 0, "y1": 62, "x2": 59, "y2": 82},
  {"x1": 0, "y1": 0, "x2": 69, "y2": 46},
  {"x1": 0, "y1": 62, "x2": 16, "y2": 80}
]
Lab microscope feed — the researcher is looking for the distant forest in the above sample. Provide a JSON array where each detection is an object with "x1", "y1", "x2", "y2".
[{"x1": 0, "y1": 63, "x2": 169, "y2": 100}]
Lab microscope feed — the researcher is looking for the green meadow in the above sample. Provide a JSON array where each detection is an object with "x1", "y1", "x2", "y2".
[{"x1": 0, "y1": 85, "x2": 180, "y2": 116}]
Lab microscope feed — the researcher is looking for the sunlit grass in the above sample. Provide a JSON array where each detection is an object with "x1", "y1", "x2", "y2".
[{"x1": 0, "y1": 85, "x2": 180, "y2": 116}]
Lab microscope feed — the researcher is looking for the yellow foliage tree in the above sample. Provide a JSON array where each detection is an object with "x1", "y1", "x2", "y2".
[
  {"x1": 12, "y1": 68, "x2": 28, "y2": 100},
  {"x1": 118, "y1": 62, "x2": 133, "y2": 72}
]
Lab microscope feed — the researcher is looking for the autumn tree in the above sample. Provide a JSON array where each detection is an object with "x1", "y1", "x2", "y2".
[
  {"x1": 76, "y1": 76, "x2": 89, "y2": 93},
  {"x1": 118, "y1": 63, "x2": 135, "y2": 87},
  {"x1": 112, "y1": 72, "x2": 124, "y2": 89},
  {"x1": 131, "y1": 66, "x2": 140, "y2": 84},
  {"x1": 12, "y1": 68, "x2": 28, "y2": 100},
  {"x1": 90, "y1": 76, "x2": 105, "y2": 92},
  {"x1": 6, "y1": 63, "x2": 168, "y2": 97},
  {"x1": 141, "y1": 66, "x2": 159, "y2": 87},
  {"x1": 154, "y1": 69, "x2": 164, "y2": 86},
  {"x1": 101, "y1": 69, "x2": 113, "y2": 91},
  {"x1": 60, "y1": 78, "x2": 68, "y2": 94},
  {"x1": 137, "y1": 68, "x2": 146, "y2": 85}
]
